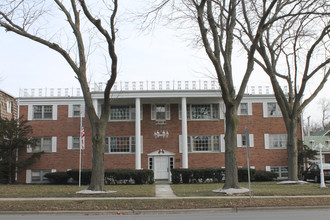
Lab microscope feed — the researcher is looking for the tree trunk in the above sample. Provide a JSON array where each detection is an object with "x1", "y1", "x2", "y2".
[
  {"x1": 286, "y1": 119, "x2": 299, "y2": 181},
  {"x1": 223, "y1": 105, "x2": 240, "y2": 189},
  {"x1": 88, "y1": 121, "x2": 107, "y2": 191}
]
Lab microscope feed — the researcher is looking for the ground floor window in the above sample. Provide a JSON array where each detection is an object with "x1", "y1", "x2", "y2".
[
  {"x1": 31, "y1": 170, "x2": 51, "y2": 183},
  {"x1": 270, "y1": 166, "x2": 288, "y2": 178}
]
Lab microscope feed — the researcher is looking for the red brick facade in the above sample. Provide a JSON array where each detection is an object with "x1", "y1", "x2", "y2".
[{"x1": 16, "y1": 90, "x2": 302, "y2": 183}]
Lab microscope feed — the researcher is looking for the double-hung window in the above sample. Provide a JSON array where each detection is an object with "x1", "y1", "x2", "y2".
[
  {"x1": 187, "y1": 104, "x2": 219, "y2": 120},
  {"x1": 270, "y1": 166, "x2": 288, "y2": 178},
  {"x1": 110, "y1": 105, "x2": 135, "y2": 121},
  {"x1": 33, "y1": 105, "x2": 53, "y2": 120},
  {"x1": 265, "y1": 134, "x2": 287, "y2": 149},
  {"x1": 105, "y1": 136, "x2": 136, "y2": 153},
  {"x1": 188, "y1": 135, "x2": 220, "y2": 152},
  {"x1": 267, "y1": 103, "x2": 282, "y2": 117},
  {"x1": 151, "y1": 104, "x2": 170, "y2": 120},
  {"x1": 33, "y1": 137, "x2": 52, "y2": 153},
  {"x1": 31, "y1": 170, "x2": 51, "y2": 183}
]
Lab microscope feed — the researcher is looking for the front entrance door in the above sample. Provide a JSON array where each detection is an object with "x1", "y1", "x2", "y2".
[{"x1": 154, "y1": 156, "x2": 169, "y2": 180}]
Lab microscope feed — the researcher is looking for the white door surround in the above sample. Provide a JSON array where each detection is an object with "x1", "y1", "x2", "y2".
[{"x1": 148, "y1": 149, "x2": 175, "y2": 180}]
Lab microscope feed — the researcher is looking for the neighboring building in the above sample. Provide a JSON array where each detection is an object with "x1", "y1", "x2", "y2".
[
  {"x1": 0, "y1": 89, "x2": 17, "y2": 120},
  {"x1": 16, "y1": 81, "x2": 302, "y2": 183},
  {"x1": 305, "y1": 129, "x2": 330, "y2": 164}
]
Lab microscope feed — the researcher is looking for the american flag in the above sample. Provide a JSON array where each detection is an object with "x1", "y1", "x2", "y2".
[{"x1": 81, "y1": 127, "x2": 85, "y2": 150}]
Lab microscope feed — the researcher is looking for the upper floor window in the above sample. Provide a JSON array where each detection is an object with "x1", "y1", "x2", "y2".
[
  {"x1": 73, "y1": 105, "x2": 81, "y2": 117},
  {"x1": 240, "y1": 103, "x2": 248, "y2": 115},
  {"x1": 151, "y1": 104, "x2": 170, "y2": 120},
  {"x1": 6, "y1": 101, "x2": 12, "y2": 113},
  {"x1": 34, "y1": 137, "x2": 52, "y2": 153},
  {"x1": 28, "y1": 137, "x2": 57, "y2": 153},
  {"x1": 105, "y1": 136, "x2": 136, "y2": 153},
  {"x1": 264, "y1": 134, "x2": 287, "y2": 149},
  {"x1": 110, "y1": 105, "x2": 135, "y2": 121},
  {"x1": 267, "y1": 103, "x2": 282, "y2": 117},
  {"x1": 33, "y1": 105, "x2": 53, "y2": 120},
  {"x1": 188, "y1": 135, "x2": 220, "y2": 152},
  {"x1": 187, "y1": 104, "x2": 219, "y2": 120}
]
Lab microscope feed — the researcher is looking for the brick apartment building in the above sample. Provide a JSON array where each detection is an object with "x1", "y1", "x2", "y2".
[
  {"x1": 16, "y1": 81, "x2": 302, "y2": 183},
  {"x1": 0, "y1": 89, "x2": 17, "y2": 120}
]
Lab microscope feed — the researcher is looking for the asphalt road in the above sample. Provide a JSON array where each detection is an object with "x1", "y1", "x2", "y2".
[{"x1": 1, "y1": 209, "x2": 330, "y2": 220}]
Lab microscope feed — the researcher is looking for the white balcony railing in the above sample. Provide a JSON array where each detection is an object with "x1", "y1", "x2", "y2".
[{"x1": 19, "y1": 80, "x2": 283, "y2": 97}]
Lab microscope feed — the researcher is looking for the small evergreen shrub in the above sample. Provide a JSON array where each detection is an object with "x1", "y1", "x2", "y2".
[
  {"x1": 254, "y1": 170, "x2": 278, "y2": 181},
  {"x1": 44, "y1": 172, "x2": 70, "y2": 184},
  {"x1": 67, "y1": 169, "x2": 91, "y2": 185}
]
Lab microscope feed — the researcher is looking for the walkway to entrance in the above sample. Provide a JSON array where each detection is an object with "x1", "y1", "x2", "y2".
[{"x1": 155, "y1": 183, "x2": 176, "y2": 198}]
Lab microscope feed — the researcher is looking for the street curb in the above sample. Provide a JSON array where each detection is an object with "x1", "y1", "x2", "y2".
[{"x1": 1, "y1": 206, "x2": 330, "y2": 216}]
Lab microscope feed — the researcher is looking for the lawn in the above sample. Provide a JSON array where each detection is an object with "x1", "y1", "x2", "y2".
[
  {"x1": 0, "y1": 184, "x2": 155, "y2": 198},
  {"x1": 171, "y1": 181, "x2": 330, "y2": 197}
]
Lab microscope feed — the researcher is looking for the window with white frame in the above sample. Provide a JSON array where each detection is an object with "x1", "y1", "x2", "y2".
[
  {"x1": 33, "y1": 137, "x2": 52, "y2": 153},
  {"x1": 267, "y1": 102, "x2": 282, "y2": 117},
  {"x1": 269, "y1": 134, "x2": 287, "y2": 149},
  {"x1": 240, "y1": 103, "x2": 248, "y2": 115},
  {"x1": 6, "y1": 101, "x2": 12, "y2": 113},
  {"x1": 31, "y1": 170, "x2": 51, "y2": 183},
  {"x1": 73, "y1": 105, "x2": 82, "y2": 117},
  {"x1": 151, "y1": 104, "x2": 170, "y2": 120},
  {"x1": 270, "y1": 166, "x2": 288, "y2": 178},
  {"x1": 188, "y1": 135, "x2": 220, "y2": 152},
  {"x1": 72, "y1": 137, "x2": 80, "y2": 150},
  {"x1": 110, "y1": 105, "x2": 135, "y2": 121},
  {"x1": 187, "y1": 104, "x2": 219, "y2": 120},
  {"x1": 33, "y1": 105, "x2": 53, "y2": 120},
  {"x1": 105, "y1": 136, "x2": 136, "y2": 153}
]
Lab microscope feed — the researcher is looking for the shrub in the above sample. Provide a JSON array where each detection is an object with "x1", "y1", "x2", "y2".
[
  {"x1": 104, "y1": 169, "x2": 154, "y2": 185},
  {"x1": 254, "y1": 170, "x2": 278, "y2": 181},
  {"x1": 44, "y1": 172, "x2": 69, "y2": 184},
  {"x1": 67, "y1": 169, "x2": 91, "y2": 185},
  {"x1": 171, "y1": 168, "x2": 225, "y2": 184},
  {"x1": 238, "y1": 168, "x2": 256, "y2": 182}
]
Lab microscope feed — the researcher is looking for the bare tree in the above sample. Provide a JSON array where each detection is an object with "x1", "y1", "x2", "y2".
[
  {"x1": 141, "y1": 0, "x2": 278, "y2": 189},
  {"x1": 318, "y1": 98, "x2": 330, "y2": 130},
  {"x1": 0, "y1": 0, "x2": 119, "y2": 191},
  {"x1": 249, "y1": 0, "x2": 330, "y2": 180}
]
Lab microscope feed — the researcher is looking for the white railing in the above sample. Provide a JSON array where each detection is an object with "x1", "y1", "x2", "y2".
[{"x1": 19, "y1": 80, "x2": 284, "y2": 97}]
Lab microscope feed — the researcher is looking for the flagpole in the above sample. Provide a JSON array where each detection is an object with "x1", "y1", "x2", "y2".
[{"x1": 79, "y1": 112, "x2": 82, "y2": 187}]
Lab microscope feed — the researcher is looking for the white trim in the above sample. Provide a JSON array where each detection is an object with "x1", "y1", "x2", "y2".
[
  {"x1": 26, "y1": 170, "x2": 32, "y2": 183},
  {"x1": 220, "y1": 134, "x2": 225, "y2": 152},
  {"x1": 151, "y1": 104, "x2": 156, "y2": 120},
  {"x1": 28, "y1": 105, "x2": 33, "y2": 120},
  {"x1": 52, "y1": 137, "x2": 57, "y2": 152},
  {"x1": 52, "y1": 104, "x2": 57, "y2": 120},
  {"x1": 248, "y1": 102, "x2": 253, "y2": 115},
  {"x1": 67, "y1": 136, "x2": 73, "y2": 150},
  {"x1": 68, "y1": 104, "x2": 73, "y2": 118},
  {"x1": 266, "y1": 166, "x2": 271, "y2": 172},
  {"x1": 264, "y1": 134, "x2": 269, "y2": 149},
  {"x1": 27, "y1": 144, "x2": 32, "y2": 153},
  {"x1": 237, "y1": 134, "x2": 242, "y2": 147},
  {"x1": 263, "y1": 102, "x2": 268, "y2": 118},
  {"x1": 249, "y1": 134, "x2": 254, "y2": 147},
  {"x1": 165, "y1": 104, "x2": 171, "y2": 120}
]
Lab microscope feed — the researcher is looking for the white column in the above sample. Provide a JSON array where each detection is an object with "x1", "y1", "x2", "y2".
[
  {"x1": 181, "y1": 97, "x2": 188, "y2": 168},
  {"x1": 135, "y1": 98, "x2": 141, "y2": 169}
]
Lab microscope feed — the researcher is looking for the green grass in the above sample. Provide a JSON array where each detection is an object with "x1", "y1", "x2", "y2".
[
  {"x1": 171, "y1": 181, "x2": 330, "y2": 197},
  {"x1": 0, "y1": 184, "x2": 155, "y2": 198}
]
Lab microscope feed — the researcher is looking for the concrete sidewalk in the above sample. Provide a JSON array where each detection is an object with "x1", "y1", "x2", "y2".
[{"x1": 155, "y1": 184, "x2": 176, "y2": 198}]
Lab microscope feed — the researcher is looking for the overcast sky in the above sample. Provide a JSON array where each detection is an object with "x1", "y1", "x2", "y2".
[{"x1": 0, "y1": 1, "x2": 328, "y2": 126}]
